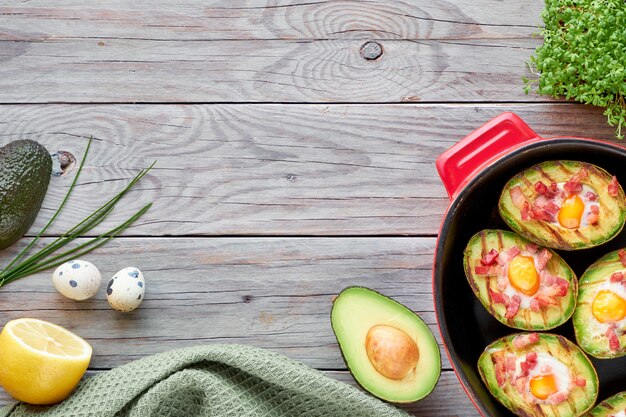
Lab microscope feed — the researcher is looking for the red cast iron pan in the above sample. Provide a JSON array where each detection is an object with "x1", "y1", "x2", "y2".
[{"x1": 433, "y1": 112, "x2": 626, "y2": 417}]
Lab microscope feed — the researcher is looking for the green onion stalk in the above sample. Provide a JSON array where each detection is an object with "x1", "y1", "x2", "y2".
[{"x1": 0, "y1": 138, "x2": 154, "y2": 287}]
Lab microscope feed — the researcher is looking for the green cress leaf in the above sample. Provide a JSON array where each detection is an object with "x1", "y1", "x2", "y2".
[{"x1": 525, "y1": 0, "x2": 626, "y2": 139}]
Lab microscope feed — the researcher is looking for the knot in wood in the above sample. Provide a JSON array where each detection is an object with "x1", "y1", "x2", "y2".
[{"x1": 360, "y1": 42, "x2": 383, "y2": 60}]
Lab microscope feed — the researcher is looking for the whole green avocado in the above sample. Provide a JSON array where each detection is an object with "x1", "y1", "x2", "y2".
[{"x1": 0, "y1": 140, "x2": 52, "y2": 250}]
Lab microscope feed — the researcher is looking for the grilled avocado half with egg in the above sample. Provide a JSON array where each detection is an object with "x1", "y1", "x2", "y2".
[
  {"x1": 478, "y1": 333, "x2": 598, "y2": 417},
  {"x1": 573, "y1": 248, "x2": 626, "y2": 359},
  {"x1": 499, "y1": 161, "x2": 626, "y2": 250},
  {"x1": 464, "y1": 230, "x2": 577, "y2": 330},
  {"x1": 330, "y1": 287, "x2": 440, "y2": 403},
  {"x1": 586, "y1": 392, "x2": 626, "y2": 417}
]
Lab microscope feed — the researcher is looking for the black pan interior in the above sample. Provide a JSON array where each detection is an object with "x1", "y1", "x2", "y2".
[{"x1": 434, "y1": 139, "x2": 626, "y2": 417}]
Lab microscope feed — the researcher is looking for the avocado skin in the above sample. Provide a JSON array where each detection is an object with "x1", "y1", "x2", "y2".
[
  {"x1": 331, "y1": 286, "x2": 441, "y2": 403},
  {"x1": 587, "y1": 392, "x2": 626, "y2": 417},
  {"x1": 478, "y1": 333, "x2": 598, "y2": 417},
  {"x1": 573, "y1": 249, "x2": 626, "y2": 359},
  {"x1": 0, "y1": 140, "x2": 52, "y2": 250}
]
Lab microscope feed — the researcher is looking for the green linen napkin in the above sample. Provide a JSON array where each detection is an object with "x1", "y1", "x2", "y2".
[{"x1": 0, "y1": 344, "x2": 410, "y2": 417}]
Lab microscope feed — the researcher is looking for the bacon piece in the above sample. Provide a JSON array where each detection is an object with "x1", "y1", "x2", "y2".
[
  {"x1": 519, "y1": 352, "x2": 538, "y2": 377},
  {"x1": 489, "y1": 288, "x2": 509, "y2": 305},
  {"x1": 514, "y1": 377, "x2": 528, "y2": 395},
  {"x1": 542, "y1": 272, "x2": 557, "y2": 286},
  {"x1": 497, "y1": 246, "x2": 521, "y2": 266},
  {"x1": 510, "y1": 186, "x2": 534, "y2": 222},
  {"x1": 606, "y1": 324, "x2": 620, "y2": 351},
  {"x1": 510, "y1": 186, "x2": 527, "y2": 208},
  {"x1": 496, "y1": 274, "x2": 508, "y2": 292},
  {"x1": 585, "y1": 191, "x2": 597, "y2": 201},
  {"x1": 512, "y1": 333, "x2": 540, "y2": 349},
  {"x1": 535, "y1": 181, "x2": 560, "y2": 198},
  {"x1": 474, "y1": 265, "x2": 499, "y2": 275},
  {"x1": 549, "y1": 181, "x2": 558, "y2": 194},
  {"x1": 534, "y1": 181, "x2": 548, "y2": 195},
  {"x1": 546, "y1": 391, "x2": 569, "y2": 405},
  {"x1": 521, "y1": 201, "x2": 531, "y2": 221},
  {"x1": 530, "y1": 299, "x2": 541, "y2": 312},
  {"x1": 534, "y1": 195, "x2": 549, "y2": 208},
  {"x1": 540, "y1": 272, "x2": 570, "y2": 297},
  {"x1": 481, "y1": 249, "x2": 499, "y2": 266},
  {"x1": 505, "y1": 354, "x2": 516, "y2": 375},
  {"x1": 552, "y1": 277, "x2": 570, "y2": 297},
  {"x1": 563, "y1": 167, "x2": 589, "y2": 195},
  {"x1": 530, "y1": 203, "x2": 556, "y2": 222},
  {"x1": 570, "y1": 167, "x2": 589, "y2": 182},
  {"x1": 587, "y1": 205, "x2": 600, "y2": 225},
  {"x1": 491, "y1": 351, "x2": 507, "y2": 387},
  {"x1": 505, "y1": 295, "x2": 521, "y2": 319},
  {"x1": 610, "y1": 271, "x2": 624, "y2": 283},
  {"x1": 536, "y1": 249, "x2": 552, "y2": 271},
  {"x1": 526, "y1": 243, "x2": 539, "y2": 254},
  {"x1": 544, "y1": 201, "x2": 560, "y2": 216},
  {"x1": 608, "y1": 175, "x2": 620, "y2": 197},
  {"x1": 535, "y1": 293, "x2": 559, "y2": 307},
  {"x1": 574, "y1": 377, "x2": 586, "y2": 387},
  {"x1": 619, "y1": 249, "x2": 626, "y2": 267}
]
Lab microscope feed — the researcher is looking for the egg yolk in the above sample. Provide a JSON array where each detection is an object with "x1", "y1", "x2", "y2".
[
  {"x1": 558, "y1": 195, "x2": 585, "y2": 229},
  {"x1": 507, "y1": 255, "x2": 540, "y2": 296},
  {"x1": 530, "y1": 374, "x2": 558, "y2": 400},
  {"x1": 592, "y1": 290, "x2": 626, "y2": 323}
]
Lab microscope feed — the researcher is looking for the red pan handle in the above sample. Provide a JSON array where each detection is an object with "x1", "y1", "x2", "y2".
[{"x1": 436, "y1": 112, "x2": 541, "y2": 200}]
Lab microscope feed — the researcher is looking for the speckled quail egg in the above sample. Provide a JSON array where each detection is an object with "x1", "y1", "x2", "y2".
[
  {"x1": 106, "y1": 267, "x2": 145, "y2": 312},
  {"x1": 52, "y1": 260, "x2": 102, "y2": 300}
]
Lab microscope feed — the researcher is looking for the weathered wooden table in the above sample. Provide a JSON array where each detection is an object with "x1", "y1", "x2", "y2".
[{"x1": 0, "y1": 1, "x2": 621, "y2": 415}]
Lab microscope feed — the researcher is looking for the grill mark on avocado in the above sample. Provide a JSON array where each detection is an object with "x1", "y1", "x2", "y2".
[
  {"x1": 470, "y1": 231, "x2": 486, "y2": 296},
  {"x1": 536, "y1": 166, "x2": 555, "y2": 184},
  {"x1": 603, "y1": 402, "x2": 616, "y2": 411},
  {"x1": 485, "y1": 276, "x2": 496, "y2": 315},
  {"x1": 574, "y1": 230, "x2": 589, "y2": 243},
  {"x1": 556, "y1": 335, "x2": 572, "y2": 353},
  {"x1": 540, "y1": 303, "x2": 549, "y2": 328},
  {"x1": 553, "y1": 161, "x2": 574, "y2": 177},
  {"x1": 539, "y1": 223, "x2": 570, "y2": 249},
  {"x1": 520, "y1": 175, "x2": 535, "y2": 193},
  {"x1": 546, "y1": 404, "x2": 558, "y2": 417},
  {"x1": 480, "y1": 230, "x2": 488, "y2": 257},
  {"x1": 521, "y1": 308, "x2": 531, "y2": 327},
  {"x1": 466, "y1": 262, "x2": 480, "y2": 294},
  {"x1": 586, "y1": 164, "x2": 605, "y2": 182},
  {"x1": 557, "y1": 339, "x2": 579, "y2": 412}
]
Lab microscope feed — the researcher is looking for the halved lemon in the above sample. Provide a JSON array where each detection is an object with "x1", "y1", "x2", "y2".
[{"x1": 0, "y1": 318, "x2": 92, "y2": 405}]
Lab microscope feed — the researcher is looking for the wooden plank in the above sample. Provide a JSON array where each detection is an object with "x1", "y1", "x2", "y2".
[
  {"x1": 0, "y1": 103, "x2": 618, "y2": 237},
  {"x1": 0, "y1": 0, "x2": 542, "y2": 42},
  {"x1": 0, "y1": 370, "x2": 479, "y2": 416},
  {"x1": 329, "y1": 371, "x2": 478, "y2": 417},
  {"x1": 0, "y1": 36, "x2": 546, "y2": 103},
  {"x1": 0, "y1": 237, "x2": 445, "y2": 368},
  {"x1": 0, "y1": 0, "x2": 545, "y2": 104}
]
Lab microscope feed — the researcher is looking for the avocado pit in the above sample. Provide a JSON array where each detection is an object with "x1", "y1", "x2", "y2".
[{"x1": 365, "y1": 324, "x2": 419, "y2": 380}]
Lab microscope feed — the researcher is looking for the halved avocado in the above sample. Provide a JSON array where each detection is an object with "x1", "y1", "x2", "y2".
[
  {"x1": 463, "y1": 229, "x2": 577, "y2": 330},
  {"x1": 478, "y1": 333, "x2": 598, "y2": 417},
  {"x1": 586, "y1": 391, "x2": 626, "y2": 417},
  {"x1": 573, "y1": 249, "x2": 626, "y2": 359},
  {"x1": 0, "y1": 140, "x2": 52, "y2": 250},
  {"x1": 330, "y1": 287, "x2": 440, "y2": 403},
  {"x1": 499, "y1": 161, "x2": 626, "y2": 250}
]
